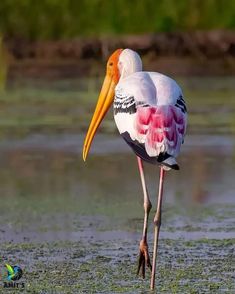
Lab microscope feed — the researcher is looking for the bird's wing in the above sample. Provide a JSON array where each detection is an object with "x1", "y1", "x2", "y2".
[
  {"x1": 115, "y1": 72, "x2": 157, "y2": 108},
  {"x1": 114, "y1": 72, "x2": 157, "y2": 140},
  {"x1": 6, "y1": 264, "x2": 14, "y2": 275},
  {"x1": 149, "y1": 71, "x2": 183, "y2": 105},
  {"x1": 135, "y1": 104, "x2": 186, "y2": 159},
  {"x1": 115, "y1": 71, "x2": 184, "y2": 108},
  {"x1": 133, "y1": 72, "x2": 187, "y2": 159},
  {"x1": 115, "y1": 71, "x2": 187, "y2": 162}
]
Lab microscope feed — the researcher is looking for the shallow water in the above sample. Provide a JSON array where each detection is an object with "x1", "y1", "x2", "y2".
[{"x1": 0, "y1": 76, "x2": 235, "y2": 292}]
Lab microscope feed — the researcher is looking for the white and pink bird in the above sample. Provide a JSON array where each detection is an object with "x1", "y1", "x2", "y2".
[{"x1": 83, "y1": 49, "x2": 187, "y2": 290}]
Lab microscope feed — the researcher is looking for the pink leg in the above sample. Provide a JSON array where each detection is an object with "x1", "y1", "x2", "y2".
[
  {"x1": 150, "y1": 167, "x2": 165, "y2": 290},
  {"x1": 136, "y1": 156, "x2": 152, "y2": 278}
]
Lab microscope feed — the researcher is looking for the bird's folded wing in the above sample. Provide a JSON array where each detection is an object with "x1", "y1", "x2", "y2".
[
  {"x1": 135, "y1": 105, "x2": 186, "y2": 158},
  {"x1": 116, "y1": 72, "x2": 157, "y2": 107}
]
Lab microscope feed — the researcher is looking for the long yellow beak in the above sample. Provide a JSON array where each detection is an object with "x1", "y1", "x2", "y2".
[{"x1": 83, "y1": 75, "x2": 116, "y2": 161}]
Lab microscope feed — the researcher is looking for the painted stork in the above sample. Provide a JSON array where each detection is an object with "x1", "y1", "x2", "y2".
[{"x1": 83, "y1": 49, "x2": 187, "y2": 290}]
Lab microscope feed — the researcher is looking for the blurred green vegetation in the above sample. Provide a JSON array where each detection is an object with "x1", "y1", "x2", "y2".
[
  {"x1": 0, "y1": 0, "x2": 234, "y2": 40},
  {"x1": 0, "y1": 35, "x2": 7, "y2": 91}
]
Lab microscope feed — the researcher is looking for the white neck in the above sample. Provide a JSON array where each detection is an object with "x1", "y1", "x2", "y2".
[{"x1": 118, "y1": 49, "x2": 142, "y2": 80}]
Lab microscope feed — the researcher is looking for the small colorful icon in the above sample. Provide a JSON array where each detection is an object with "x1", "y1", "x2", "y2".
[{"x1": 5, "y1": 264, "x2": 23, "y2": 281}]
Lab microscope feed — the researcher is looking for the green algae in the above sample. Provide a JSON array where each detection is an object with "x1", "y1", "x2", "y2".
[{"x1": 1, "y1": 239, "x2": 234, "y2": 293}]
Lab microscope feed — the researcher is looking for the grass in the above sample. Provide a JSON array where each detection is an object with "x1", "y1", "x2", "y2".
[
  {"x1": 0, "y1": 1, "x2": 235, "y2": 40},
  {"x1": 1, "y1": 238, "x2": 234, "y2": 293}
]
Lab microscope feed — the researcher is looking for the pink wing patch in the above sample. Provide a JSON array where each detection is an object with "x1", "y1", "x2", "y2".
[{"x1": 135, "y1": 105, "x2": 186, "y2": 158}]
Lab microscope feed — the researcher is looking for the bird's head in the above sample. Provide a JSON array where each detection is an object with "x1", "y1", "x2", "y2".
[{"x1": 82, "y1": 48, "x2": 142, "y2": 161}]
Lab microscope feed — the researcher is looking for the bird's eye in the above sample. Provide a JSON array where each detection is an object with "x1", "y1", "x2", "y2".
[{"x1": 109, "y1": 62, "x2": 113, "y2": 66}]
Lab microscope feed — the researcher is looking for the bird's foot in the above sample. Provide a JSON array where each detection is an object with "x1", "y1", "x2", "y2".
[{"x1": 136, "y1": 239, "x2": 152, "y2": 278}]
